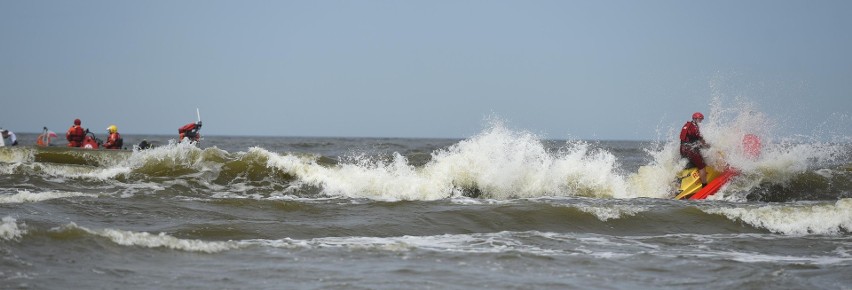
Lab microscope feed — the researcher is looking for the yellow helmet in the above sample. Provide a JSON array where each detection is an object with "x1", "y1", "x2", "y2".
[{"x1": 107, "y1": 125, "x2": 118, "y2": 134}]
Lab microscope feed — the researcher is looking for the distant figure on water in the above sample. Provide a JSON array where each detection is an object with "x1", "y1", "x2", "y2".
[
  {"x1": 680, "y1": 112, "x2": 709, "y2": 187},
  {"x1": 137, "y1": 139, "x2": 153, "y2": 150},
  {"x1": 178, "y1": 121, "x2": 202, "y2": 143},
  {"x1": 1, "y1": 129, "x2": 17, "y2": 146},
  {"x1": 37, "y1": 127, "x2": 57, "y2": 147},
  {"x1": 103, "y1": 125, "x2": 124, "y2": 150},
  {"x1": 66, "y1": 119, "x2": 86, "y2": 147}
]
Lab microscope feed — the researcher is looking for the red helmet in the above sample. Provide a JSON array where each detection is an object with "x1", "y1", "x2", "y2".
[
  {"x1": 692, "y1": 112, "x2": 704, "y2": 120},
  {"x1": 74, "y1": 119, "x2": 81, "y2": 125}
]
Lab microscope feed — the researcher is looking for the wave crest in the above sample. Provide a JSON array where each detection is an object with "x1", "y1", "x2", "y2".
[{"x1": 704, "y1": 198, "x2": 852, "y2": 235}]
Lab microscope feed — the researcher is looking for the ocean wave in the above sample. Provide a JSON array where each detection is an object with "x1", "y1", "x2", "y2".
[
  {"x1": 0, "y1": 190, "x2": 97, "y2": 204},
  {"x1": 262, "y1": 123, "x2": 632, "y2": 201},
  {"x1": 3, "y1": 115, "x2": 850, "y2": 202},
  {"x1": 0, "y1": 147, "x2": 35, "y2": 164},
  {"x1": 703, "y1": 198, "x2": 852, "y2": 235},
  {"x1": 258, "y1": 231, "x2": 557, "y2": 254},
  {"x1": 574, "y1": 204, "x2": 649, "y2": 221},
  {"x1": 0, "y1": 216, "x2": 26, "y2": 241},
  {"x1": 31, "y1": 221, "x2": 852, "y2": 265},
  {"x1": 54, "y1": 223, "x2": 239, "y2": 253}
]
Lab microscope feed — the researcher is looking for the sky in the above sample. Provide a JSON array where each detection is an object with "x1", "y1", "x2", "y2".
[{"x1": 1, "y1": 0, "x2": 850, "y2": 140}]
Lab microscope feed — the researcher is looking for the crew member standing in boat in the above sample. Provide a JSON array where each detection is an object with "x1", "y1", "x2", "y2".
[
  {"x1": 66, "y1": 119, "x2": 86, "y2": 147},
  {"x1": 1, "y1": 129, "x2": 17, "y2": 146},
  {"x1": 680, "y1": 112, "x2": 709, "y2": 187}
]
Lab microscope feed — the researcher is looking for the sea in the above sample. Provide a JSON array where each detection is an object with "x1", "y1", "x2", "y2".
[{"x1": 1, "y1": 116, "x2": 851, "y2": 289}]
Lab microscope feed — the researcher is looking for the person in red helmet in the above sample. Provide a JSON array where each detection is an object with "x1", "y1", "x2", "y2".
[
  {"x1": 66, "y1": 119, "x2": 86, "y2": 147},
  {"x1": 680, "y1": 112, "x2": 709, "y2": 186}
]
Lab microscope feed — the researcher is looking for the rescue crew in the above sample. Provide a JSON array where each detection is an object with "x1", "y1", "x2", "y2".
[
  {"x1": 1, "y1": 129, "x2": 17, "y2": 146},
  {"x1": 178, "y1": 121, "x2": 202, "y2": 143},
  {"x1": 66, "y1": 119, "x2": 86, "y2": 147},
  {"x1": 103, "y1": 125, "x2": 123, "y2": 149},
  {"x1": 680, "y1": 112, "x2": 709, "y2": 187},
  {"x1": 37, "y1": 127, "x2": 52, "y2": 146}
]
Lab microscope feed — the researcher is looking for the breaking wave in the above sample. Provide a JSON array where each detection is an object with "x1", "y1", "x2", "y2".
[
  {"x1": 704, "y1": 198, "x2": 852, "y2": 235},
  {"x1": 1, "y1": 104, "x2": 849, "y2": 202}
]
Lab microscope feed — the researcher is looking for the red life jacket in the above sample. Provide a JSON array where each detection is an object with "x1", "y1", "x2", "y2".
[
  {"x1": 178, "y1": 123, "x2": 200, "y2": 141},
  {"x1": 679, "y1": 121, "x2": 703, "y2": 145},
  {"x1": 104, "y1": 132, "x2": 123, "y2": 149},
  {"x1": 66, "y1": 125, "x2": 85, "y2": 147},
  {"x1": 178, "y1": 123, "x2": 196, "y2": 134}
]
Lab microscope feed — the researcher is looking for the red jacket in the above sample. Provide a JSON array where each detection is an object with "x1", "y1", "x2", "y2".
[
  {"x1": 178, "y1": 123, "x2": 200, "y2": 142},
  {"x1": 104, "y1": 132, "x2": 123, "y2": 149},
  {"x1": 679, "y1": 121, "x2": 703, "y2": 147},
  {"x1": 66, "y1": 125, "x2": 85, "y2": 147}
]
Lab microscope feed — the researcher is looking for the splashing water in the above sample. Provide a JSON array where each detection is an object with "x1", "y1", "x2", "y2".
[
  {"x1": 2, "y1": 100, "x2": 847, "y2": 202},
  {"x1": 0, "y1": 217, "x2": 26, "y2": 241},
  {"x1": 266, "y1": 122, "x2": 630, "y2": 200}
]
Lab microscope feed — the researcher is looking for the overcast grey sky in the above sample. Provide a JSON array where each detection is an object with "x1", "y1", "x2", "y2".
[{"x1": 1, "y1": 0, "x2": 850, "y2": 139}]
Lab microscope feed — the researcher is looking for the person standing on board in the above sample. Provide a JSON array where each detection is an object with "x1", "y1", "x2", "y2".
[
  {"x1": 103, "y1": 125, "x2": 123, "y2": 149},
  {"x1": 1, "y1": 129, "x2": 17, "y2": 146},
  {"x1": 680, "y1": 112, "x2": 709, "y2": 187},
  {"x1": 66, "y1": 119, "x2": 86, "y2": 147},
  {"x1": 178, "y1": 121, "x2": 202, "y2": 143}
]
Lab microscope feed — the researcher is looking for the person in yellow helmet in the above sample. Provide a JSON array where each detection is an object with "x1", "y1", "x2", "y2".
[{"x1": 103, "y1": 125, "x2": 123, "y2": 149}]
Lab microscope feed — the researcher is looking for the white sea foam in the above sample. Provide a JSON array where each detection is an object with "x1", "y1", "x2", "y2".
[
  {"x1": 264, "y1": 146, "x2": 456, "y2": 201},
  {"x1": 29, "y1": 140, "x2": 224, "y2": 181},
  {"x1": 575, "y1": 204, "x2": 648, "y2": 221},
  {"x1": 624, "y1": 233, "x2": 852, "y2": 265},
  {"x1": 61, "y1": 223, "x2": 238, "y2": 253},
  {"x1": 9, "y1": 101, "x2": 846, "y2": 202},
  {"x1": 127, "y1": 139, "x2": 211, "y2": 168},
  {"x1": 704, "y1": 198, "x2": 852, "y2": 235},
  {"x1": 0, "y1": 190, "x2": 97, "y2": 204},
  {"x1": 721, "y1": 251, "x2": 851, "y2": 265},
  {"x1": 628, "y1": 98, "x2": 850, "y2": 200},
  {"x1": 0, "y1": 147, "x2": 35, "y2": 164},
  {"x1": 262, "y1": 103, "x2": 847, "y2": 201},
  {"x1": 428, "y1": 125, "x2": 628, "y2": 199},
  {"x1": 0, "y1": 217, "x2": 26, "y2": 241},
  {"x1": 258, "y1": 231, "x2": 562, "y2": 256},
  {"x1": 626, "y1": 141, "x2": 685, "y2": 199},
  {"x1": 265, "y1": 123, "x2": 630, "y2": 200}
]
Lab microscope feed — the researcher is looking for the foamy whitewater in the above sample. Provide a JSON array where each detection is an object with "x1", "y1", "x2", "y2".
[{"x1": 1, "y1": 104, "x2": 850, "y2": 289}]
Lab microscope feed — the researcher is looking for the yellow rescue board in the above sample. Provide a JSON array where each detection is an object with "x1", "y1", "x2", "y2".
[{"x1": 674, "y1": 166, "x2": 721, "y2": 200}]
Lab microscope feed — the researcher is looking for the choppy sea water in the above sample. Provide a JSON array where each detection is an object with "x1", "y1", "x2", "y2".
[{"x1": 1, "y1": 121, "x2": 851, "y2": 289}]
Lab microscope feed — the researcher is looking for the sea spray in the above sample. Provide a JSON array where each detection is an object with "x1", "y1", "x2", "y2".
[
  {"x1": 266, "y1": 147, "x2": 453, "y2": 200},
  {"x1": 0, "y1": 217, "x2": 26, "y2": 241},
  {"x1": 626, "y1": 141, "x2": 685, "y2": 199},
  {"x1": 0, "y1": 146, "x2": 35, "y2": 164},
  {"x1": 630, "y1": 98, "x2": 851, "y2": 200},
  {"x1": 264, "y1": 122, "x2": 631, "y2": 200},
  {"x1": 425, "y1": 123, "x2": 629, "y2": 199},
  {"x1": 1, "y1": 107, "x2": 846, "y2": 202},
  {"x1": 129, "y1": 139, "x2": 226, "y2": 178}
]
